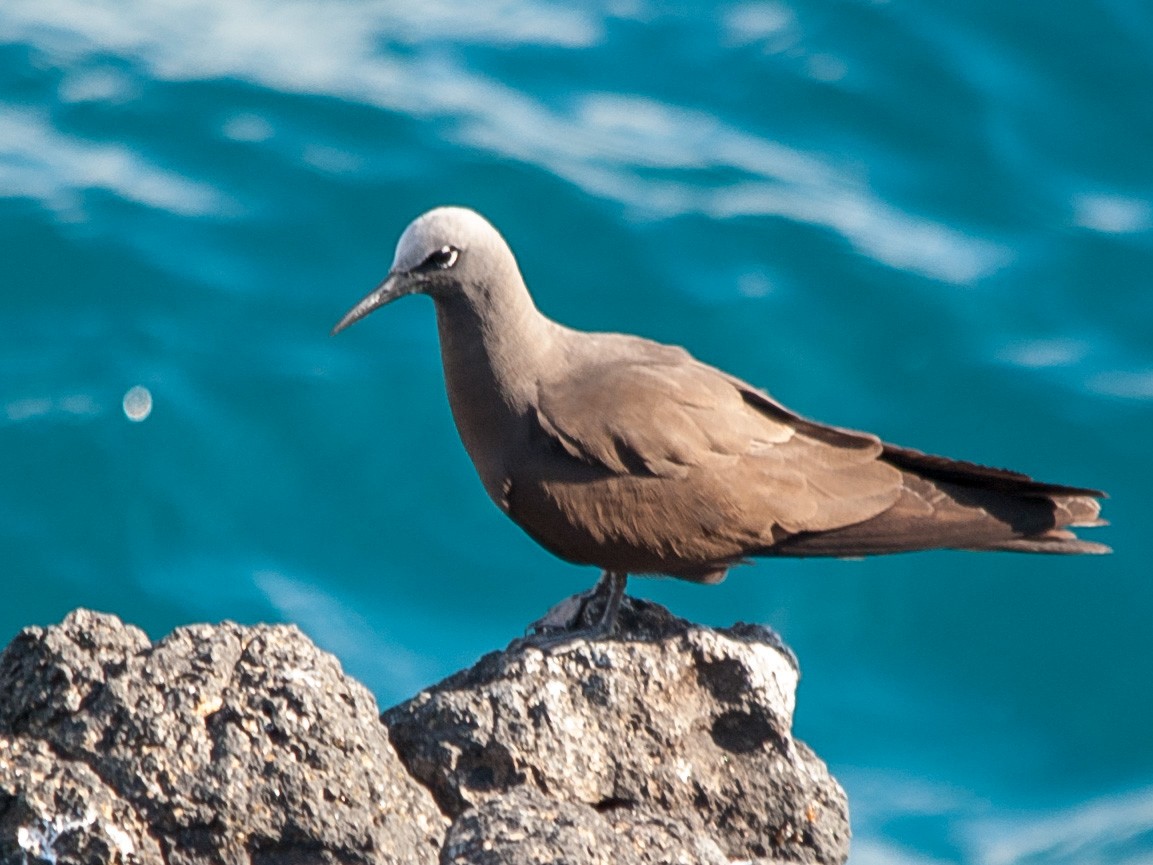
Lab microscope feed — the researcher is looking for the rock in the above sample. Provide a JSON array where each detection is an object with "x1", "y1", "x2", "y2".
[
  {"x1": 440, "y1": 785, "x2": 729, "y2": 865},
  {"x1": 386, "y1": 597, "x2": 849, "y2": 864},
  {"x1": 0, "y1": 735, "x2": 162, "y2": 864},
  {"x1": 0, "y1": 609, "x2": 445, "y2": 865},
  {"x1": 0, "y1": 601, "x2": 849, "y2": 865}
]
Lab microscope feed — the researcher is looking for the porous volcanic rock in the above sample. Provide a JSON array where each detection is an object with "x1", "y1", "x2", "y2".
[
  {"x1": 0, "y1": 609, "x2": 445, "y2": 865},
  {"x1": 1, "y1": 599, "x2": 849, "y2": 864},
  {"x1": 387, "y1": 597, "x2": 849, "y2": 864}
]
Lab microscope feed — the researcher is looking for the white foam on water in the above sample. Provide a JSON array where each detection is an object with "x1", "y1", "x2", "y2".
[
  {"x1": 0, "y1": 106, "x2": 226, "y2": 218},
  {"x1": 1072, "y1": 193, "x2": 1152, "y2": 235},
  {"x1": 2, "y1": 0, "x2": 1009, "y2": 283}
]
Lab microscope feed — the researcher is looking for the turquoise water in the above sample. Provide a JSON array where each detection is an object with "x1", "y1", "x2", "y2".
[{"x1": 2, "y1": 1, "x2": 1152, "y2": 860}]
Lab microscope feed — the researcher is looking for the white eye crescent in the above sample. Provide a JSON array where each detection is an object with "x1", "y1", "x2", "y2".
[{"x1": 422, "y1": 245, "x2": 459, "y2": 270}]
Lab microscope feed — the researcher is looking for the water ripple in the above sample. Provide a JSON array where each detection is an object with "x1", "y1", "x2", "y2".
[{"x1": 0, "y1": 106, "x2": 227, "y2": 218}]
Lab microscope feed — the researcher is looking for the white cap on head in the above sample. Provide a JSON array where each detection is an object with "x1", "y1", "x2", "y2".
[{"x1": 391, "y1": 206, "x2": 503, "y2": 273}]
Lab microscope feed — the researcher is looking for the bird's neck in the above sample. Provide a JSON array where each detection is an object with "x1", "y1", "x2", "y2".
[
  {"x1": 434, "y1": 280, "x2": 553, "y2": 406},
  {"x1": 432, "y1": 278, "x2": 555, "y2": 502}
]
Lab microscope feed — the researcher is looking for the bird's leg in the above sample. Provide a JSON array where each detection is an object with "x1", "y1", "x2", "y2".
[
  {"x1": 590, "y1": 570, "x2": 627, "y2": 636},
  {"x1": 524, "y1": 570, "x2": 628, "y2": 643}
]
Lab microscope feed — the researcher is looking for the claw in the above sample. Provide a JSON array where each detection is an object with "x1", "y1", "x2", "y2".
[{"x1": 518, "y1": 571, "x2": 629, "y2": 651}]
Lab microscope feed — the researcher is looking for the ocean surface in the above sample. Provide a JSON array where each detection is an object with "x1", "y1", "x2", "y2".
[{"x1": 2, "y1": 1, "x2": 1152, "y2": 861}]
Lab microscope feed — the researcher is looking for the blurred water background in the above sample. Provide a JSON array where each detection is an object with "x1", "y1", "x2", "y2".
[{"x1": 2, "y1": 1, "x2": 1152, "y2": 861}]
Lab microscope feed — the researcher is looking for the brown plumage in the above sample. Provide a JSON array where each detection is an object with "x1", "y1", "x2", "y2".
[{"x1": 333, "y1": 207, "x2": 1108, "y2": 633}]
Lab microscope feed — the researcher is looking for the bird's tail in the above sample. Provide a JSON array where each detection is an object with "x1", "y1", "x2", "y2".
[
  {"x1": 966, "y1": 492, "x2": 1108, "y2": 554},
  {"x1": 764, "y1": 444, "x2": 1110, "y2": 558}
]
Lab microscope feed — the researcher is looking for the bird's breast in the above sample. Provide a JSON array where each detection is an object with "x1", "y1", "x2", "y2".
[{"x1": 506, "y1": 457, "x2": 769, "y2": 578}]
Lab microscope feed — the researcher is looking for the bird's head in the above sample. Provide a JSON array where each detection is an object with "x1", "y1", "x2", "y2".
[{"x1": 332, "y1": 206, "x2": 515, "y2": 335}]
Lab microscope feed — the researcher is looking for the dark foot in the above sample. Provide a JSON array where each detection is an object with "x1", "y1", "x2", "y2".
[
  {"x1": 519, "y1": 572, "x2": 628, "y2": 650},
  {"x1": 525, "y1": 592, "x2": 593, "y2": 635}
]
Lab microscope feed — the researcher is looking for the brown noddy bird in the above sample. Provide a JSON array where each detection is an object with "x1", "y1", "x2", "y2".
[{"x1": 333, "y1": 207, "x2": 1109, "y2": 635}]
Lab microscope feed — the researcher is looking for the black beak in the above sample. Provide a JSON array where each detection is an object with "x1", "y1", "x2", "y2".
[{"x1": 331, "y1": 272, "x2": 405, "y2": 335}]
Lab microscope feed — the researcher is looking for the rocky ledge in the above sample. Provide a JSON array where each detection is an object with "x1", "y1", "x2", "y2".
[{"x1": 0, "y1": 598, "x2": 848, "y2": 865}]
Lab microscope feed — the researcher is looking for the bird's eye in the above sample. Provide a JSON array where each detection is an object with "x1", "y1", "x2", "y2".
[{"x1": 420, "y1": 245, "x2": 459, "y2": 271}]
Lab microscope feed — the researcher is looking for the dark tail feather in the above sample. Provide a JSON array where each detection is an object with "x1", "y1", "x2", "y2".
[
  {"x1": 970, "y1": 494, "x2": 1109, "y2": 554},
  {"x1": 764, "y1": 449, "x2": 1110, "y2": 558},
  {"x1": 880, "y1": 443, "x2": 1106, "y2": 498}
]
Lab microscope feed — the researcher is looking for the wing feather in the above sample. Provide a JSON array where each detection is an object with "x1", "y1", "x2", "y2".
[{"x1": 533, "y1": 357, "x2": 903, "y2": 539}]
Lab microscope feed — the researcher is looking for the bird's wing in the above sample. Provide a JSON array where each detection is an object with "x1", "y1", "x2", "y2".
[
  {"x1": 534, "y1": 357, "x2": 903, "y2": 535},
  {"x1": 730, "y1": 377, "x2": 1104, "y2": 495},
  {"x1": 536, "y1": 359, "x2": 790, "y2": 477}
]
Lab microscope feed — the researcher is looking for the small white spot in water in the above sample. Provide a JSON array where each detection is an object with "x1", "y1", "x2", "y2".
[
  {"x1": 302, "y1": 145, "x2": 362, "y2": 174},
  {"x1": 5, "y1": 397, "x2": 52, "y2": 422},
  {"x1": 807, "y1": 53, "x2": 847, "y2": 82},
  {"x1": 222, "y1": 113, "x2": 274, "y2": 142},
  {"x1": 738, "y1": 271, "x2": 774, "y2": 298},
  {"x1": 123, "y1": 386, "x2": 152, "y2": 422},
  {"x1": 1072, "y1": 194, "x2": 1151, "y2": 234},
  {"x1": 997, "y1": 338, "x2": 1088, "y2": 370},
  {"x1": 59, "y1": 68, "x2": 138, "y2": 104},
  {"x1": 724, "y1": 2, "x2": 796, "y2": 46},
  {"x1": 1087, "y1": 370, "x2": 1153, "y2": 400},
  {"x1": 60, "y1": 394, "x2": 98, "y2": 415}
]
